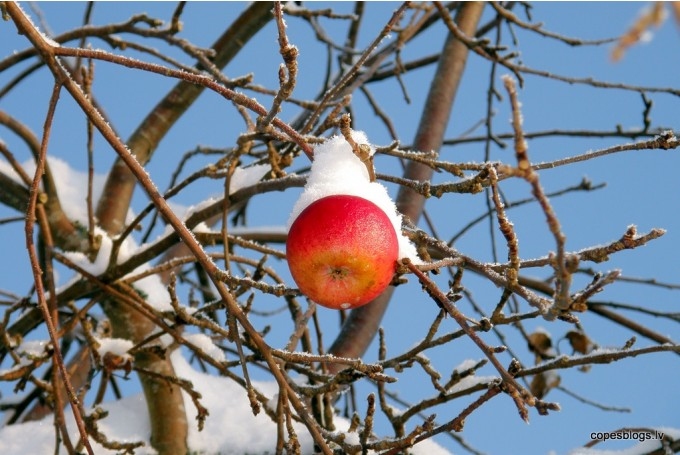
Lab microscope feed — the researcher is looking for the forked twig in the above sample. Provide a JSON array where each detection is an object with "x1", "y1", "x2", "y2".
[
  {"x1": 488, "y1": 166, "x2": 520, "y2": 286},
  {"x1": 500, "y1": 75, "x2": 571, "y2": 320},
  {"x1": 402, "y1": 258, "x2": 552, "y2": 422}
]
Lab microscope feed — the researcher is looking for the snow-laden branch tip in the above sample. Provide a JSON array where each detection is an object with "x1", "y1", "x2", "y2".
[{"x1": 95, "y1": 337, "x2": 134, "y2": 363}]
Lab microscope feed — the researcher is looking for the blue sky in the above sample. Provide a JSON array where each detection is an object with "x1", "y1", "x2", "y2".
[{"x1": 1, "y1": 3, "x2": 679, "y2": 454}]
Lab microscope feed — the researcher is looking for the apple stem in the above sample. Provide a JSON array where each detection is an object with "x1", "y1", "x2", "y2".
[{"x1": 339, "y1": 114, "x2": 377, "y2": 182}]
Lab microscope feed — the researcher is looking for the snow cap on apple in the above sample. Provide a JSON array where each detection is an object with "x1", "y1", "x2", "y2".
[{"x1": 286, "y1": 130, "x2": 420, "y2": 310}]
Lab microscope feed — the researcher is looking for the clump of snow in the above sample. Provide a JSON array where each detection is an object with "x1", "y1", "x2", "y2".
[
  {"x1": 130, "y1": 274, "x2": 172, "y2": 312},
  {"x1": 182, "y1": 196, "x2": 219, "y2": 221},
  {"x1": 13, "y1": 339, "x2": 51, "y2": 358},
  {"x1": 60, "y1": 226, "x2": 119, "y2": 276},
  {"x1": 288, "y1": 131, "x2": 420, "y2": 261},
  {"x1": 166, "y1": 199, "x2": 191, "y2": 220},
  {"x1": 229, "y1": 163, "x2": 270, "y2": 194},
  {"x1": 95, "y1": 337, "x2": 134, "y2": 363},
  {"x1": 453, "y1": 358, "x2": 481, "y2": 372},
  {"x1": 155, "y1": 333, "x2": 175, "y2": 349},
  {"x1": 449, "y1": 374, "x2": 496, "y2": 394},
  {"x1": 0, "y1": 340, "x2": 52, "y2": 378},
  {"x1": 0, "y1": 156, "x2": 136, "y2": 227},
  {"x1": 0, "y1": 156, "x2": 23, "y2": 184},
  {"x1": 583, "y1": 346, "x2": 618, "y2": 356},
  {"x1": 192, "y1": 221, "x2": 212, "y2": 233},
  {"x1": 60, "y1": 226, "x2": 173, "y2": 312},
  {"x1": 184, "y1": 333, "x2": 225, "y2": 363}
]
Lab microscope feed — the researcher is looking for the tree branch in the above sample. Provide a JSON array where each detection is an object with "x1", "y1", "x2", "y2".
[
  {"x1": 328, "y1": 1, "x2": 486, "y2": 371},
  {"x1": 95, "y1": 1, "x2": 276, "y2": 234}
]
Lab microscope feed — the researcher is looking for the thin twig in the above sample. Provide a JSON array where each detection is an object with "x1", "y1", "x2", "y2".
[
  {"x1": 48, "y1": 45, "x2": 314, "y2": 159},
  {"x1": 258, "y1": 2, "x2": 299, "y2": 129},
  {"x1": 23, "y1": 81, "x2": 94, "y2": 455},
  {"x1": 301, "y1": 2, "x2": 410, "y2": 133},
  {"x1": 501, "y1": 75, "x2": 570, "y2": 319},
  {"x1": 490, "y1": 2, "x2": 619, "y2": 47},
  {"x1": 402, "y1": 258, "x2": 540, "y2": 422},
  {"x1": 488, "y1": 166, "x2": 520, "y2": 286}
]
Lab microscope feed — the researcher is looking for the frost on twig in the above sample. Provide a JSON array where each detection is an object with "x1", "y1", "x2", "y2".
[{"x1": 501, "y1": 75, "x2": 570, "y2": 320}]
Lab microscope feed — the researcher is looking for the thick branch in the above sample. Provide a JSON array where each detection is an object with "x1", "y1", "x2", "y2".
[
  {"x1": 0, "y1": 170, "x2": 29, "y2": 213},
  {"x1": 96, "y1": 2, "x2": 275, "y2": 234},
  {"x1": 0, "y1": 111, "x2": 88, "y2": 252}
]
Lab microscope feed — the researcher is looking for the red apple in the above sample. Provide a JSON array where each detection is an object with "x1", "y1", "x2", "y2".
[{"x1": 286, "y1": 194, "x2": 399, "y2": 309}]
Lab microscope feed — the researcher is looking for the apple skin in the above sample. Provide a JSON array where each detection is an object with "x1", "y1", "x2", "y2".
[{"x1": 286, "y1": 195, "x2": 399, "y2": 310}]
